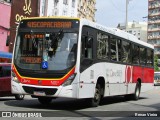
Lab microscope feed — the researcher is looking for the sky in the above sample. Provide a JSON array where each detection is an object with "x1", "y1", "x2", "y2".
[{"x1": 95, "y1": 0, "x2": 148, "y2": 27}]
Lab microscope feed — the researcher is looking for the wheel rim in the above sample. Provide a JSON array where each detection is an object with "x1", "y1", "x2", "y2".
[
  {"x1": 19, "y1": 95, "x2": 24, "y2": 99},
  {"x1": 94, "y1": 87, "x2": 100, "y2": 102},
  {"x1": 135, "y1": 86, "x2": 140, "y2": 98}
]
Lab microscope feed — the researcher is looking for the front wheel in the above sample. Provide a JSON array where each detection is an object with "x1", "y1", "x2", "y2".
[
  {"x1": 88, "y1": 84, "x2": 101, "y2": 107},
  {"x1": 38, "y1": 97, "x2": 52, "y2": 105},
  {"x1": 15, "y1": 94, "x2": 25, "y2": 100}
]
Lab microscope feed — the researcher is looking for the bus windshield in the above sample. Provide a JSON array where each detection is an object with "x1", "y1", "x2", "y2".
[{"x1": 14, "y1": 31, "x2": 78, "y2": 71}]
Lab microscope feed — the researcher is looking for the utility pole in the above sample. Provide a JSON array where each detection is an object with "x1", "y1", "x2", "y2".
[
  {"x1": 125, "y1": 0, "x2": 132, "y2": 31},
  {"x1": 125, "y1": 0, "x2": 128, "y2": 32}
]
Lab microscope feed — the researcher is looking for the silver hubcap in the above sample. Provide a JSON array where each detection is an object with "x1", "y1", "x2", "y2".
[
  {"x1": 19, "y1": 95, "x2": 24, "y2": 98},
  {"x1": 136, "y1": 87, "x2": 140, "y2": 97},
  {"x1": 94, "y1": 88, "x2": 100, "y2": 101}
]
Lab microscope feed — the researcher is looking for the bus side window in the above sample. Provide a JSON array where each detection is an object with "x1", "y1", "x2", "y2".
[
  {"x1": 81, "y1": 36, "x2": 93, "y2": 59},
  {"x1": 4, "y1": 66, "x2": 11, "y2": 77},
  {"x1": 97, "y1": 32, "x2": 109, "y2": 60},
  {"x1": 110, "y1": 38, "x2": 117, "y2": 61},
  {"x1": 132, "y1": 45, "x2": 140, "y2": 64},
  {"x1": 147, "y1": 49, "x2": 153, "y2": 67},
  {"x1": 80, "y1": 35, "x2": 93, "y2": 70},
  {"x1": 110, "y1": 37, "x2": 121, "y2": 62},
  {"x1": 140, "y1": 47, "x2": 146, "y2": 65},
  {"x1": 121, "y1": 41, "x2": 131, "y2": 63},
  {"x1": 0, "y1": 66, "x2": 11, "y2": 77}
]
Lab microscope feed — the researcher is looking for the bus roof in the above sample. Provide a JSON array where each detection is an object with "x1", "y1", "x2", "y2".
[
  {"x1": 20, "y1": 17, "x2": 153, "y2": 49},
  {"x1": 21, "y1": 16, "x2": 80, "y2": 20},
  {"x1": 80, "y1": 18, "x2": 154, "y2": 49}
]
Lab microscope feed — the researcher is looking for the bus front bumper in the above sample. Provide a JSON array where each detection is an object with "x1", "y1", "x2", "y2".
[{"x1": 11, "y1": 80, "x2": 76, "y2": 98}]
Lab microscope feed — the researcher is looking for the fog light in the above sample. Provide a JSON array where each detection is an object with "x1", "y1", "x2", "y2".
[{"x1": 11, "y1": 71, "x2": 20, "y2": 83}]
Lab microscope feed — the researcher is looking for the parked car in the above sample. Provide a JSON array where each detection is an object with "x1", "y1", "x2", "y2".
[
  {"x1": 154, "y1": 72, "x2": 160, "y2": 86},
  {"x1": 0, "y1": 63, "x2": 24, "y2": 100}
]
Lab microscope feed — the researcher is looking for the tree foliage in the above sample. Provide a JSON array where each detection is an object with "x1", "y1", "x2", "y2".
[{"x1": 154, "y1": 55, "x2": 159, "y2": 71}]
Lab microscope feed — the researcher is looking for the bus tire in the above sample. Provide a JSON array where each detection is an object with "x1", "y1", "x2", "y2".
[
  {"x1": 124, "y1": 94, "x2": 132, "y2": 100},
  {"x1": 15, "y1": 94, "x2": 25, "y2": 100},
  {"x1": 89, "y1": 84, "x2": 101, "y2": 107},
  {"x1": 38, "y1": 97, "x2": 52, "y2": 105},
  {"x1": 133, "y1": 82, "x2": 141, "y2": 100}
]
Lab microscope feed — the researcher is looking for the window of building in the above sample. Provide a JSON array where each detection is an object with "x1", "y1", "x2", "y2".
[
  {"x1": 41, "y1": 0, "x2": 46, "y2": 16},
  {"x1": 54, "y1": 0, "x2": 58, "y2": 6},
  {"x1": 63, "y1": 9, "x2": 67, "y2": 16},
  {"x1": 128, "y1": 30, "x2": 132, "y2": 34},
  {"x1": 63, "y1": 0, "x2": 68, "y2": 5},
  {"x1": 72, "y1": 0, "x2": 75, "y2": 8},
  {"x1": 2, "y1": 0, "x2": 11, "y2": 3}
]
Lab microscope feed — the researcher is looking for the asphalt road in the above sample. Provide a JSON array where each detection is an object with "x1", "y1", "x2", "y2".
[{"x1": 0, "y1": 86, "x2": 160, "y2": 120}]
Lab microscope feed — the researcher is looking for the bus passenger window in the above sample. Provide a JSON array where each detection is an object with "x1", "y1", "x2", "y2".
[
  {"x1": 81, "y1": 36, "x2": 93, "y2": 59},
  {"x1": 110, "y1": 37, "x2": 121, "y2": 62},
  {"x1": 110, "y1": 38, "x2": 116, "y2": 61},
  {"x1": 97, "y1": 33, "x2": 109, "y2": 60},
  {"x1": 147, "y1": 49, "x2": 153, "y2": 67},
  {"x1": 122, "y1": 41, "x2": 131, "y2": 63},
  {"x1": 132, "y1": 45, "x2": 140, "y2": 64},
  {"x1": 140, "y1": 47, "x2": 146, "y2": 65}
]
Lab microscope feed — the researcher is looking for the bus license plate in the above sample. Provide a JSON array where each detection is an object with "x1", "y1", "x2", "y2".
[{"x1": 34, "y1": 91, "x2": 45, "y2": 96}]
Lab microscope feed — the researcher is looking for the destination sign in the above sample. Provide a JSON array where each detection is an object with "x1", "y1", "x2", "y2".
[
  {"x1": 24, "y1": 34, "x2": 44, "y2": 39},
  {"x1": 20, "y1": 57, "x2": 42, "y2": 64},
  {"x1": 19, "y1": 19, "x2": 79, "y2": 29},
  {"x1": 27, "y1": 21, "x2": 72, "y2": 28}
]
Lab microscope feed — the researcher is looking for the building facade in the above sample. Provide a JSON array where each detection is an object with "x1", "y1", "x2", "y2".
[
  {"x1": 0, "y1": 0, "x2": 11, "y2": 52},
  {"x1": 9, "y1": 0, "x2": 39, "y2": 52},
  {"x1": 40, "y1": 0, "x2": 78, "y2": 17},
  {"x1": 117, "y1": 21, "x2": 148, "y2": 42},
  {"x1": 77, "y1": 0, "x2": 96, "y2": 21},
  {"x1": 148, "y1": 0, "x2": 160, "y2": 55},
  {"x1": 40, "y1": 0, "x2": 96, "y2": 21}
]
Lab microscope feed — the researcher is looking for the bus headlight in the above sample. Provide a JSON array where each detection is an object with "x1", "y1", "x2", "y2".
[
  {"x1": 62, "y1": 73, "x2": 76, "y2": 86},
  {"x1": 11, "y1": 71, "x2": 20, "y2": 83}
]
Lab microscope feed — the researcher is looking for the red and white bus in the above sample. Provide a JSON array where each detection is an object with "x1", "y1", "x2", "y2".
[{"x1": 11, "y1": 17, "x2": 154, "y2": 107}]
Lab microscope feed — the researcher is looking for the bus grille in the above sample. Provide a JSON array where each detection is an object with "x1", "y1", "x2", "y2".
[{"x1": 22, "y1": 86, "x2": 58, "y2": 95}]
